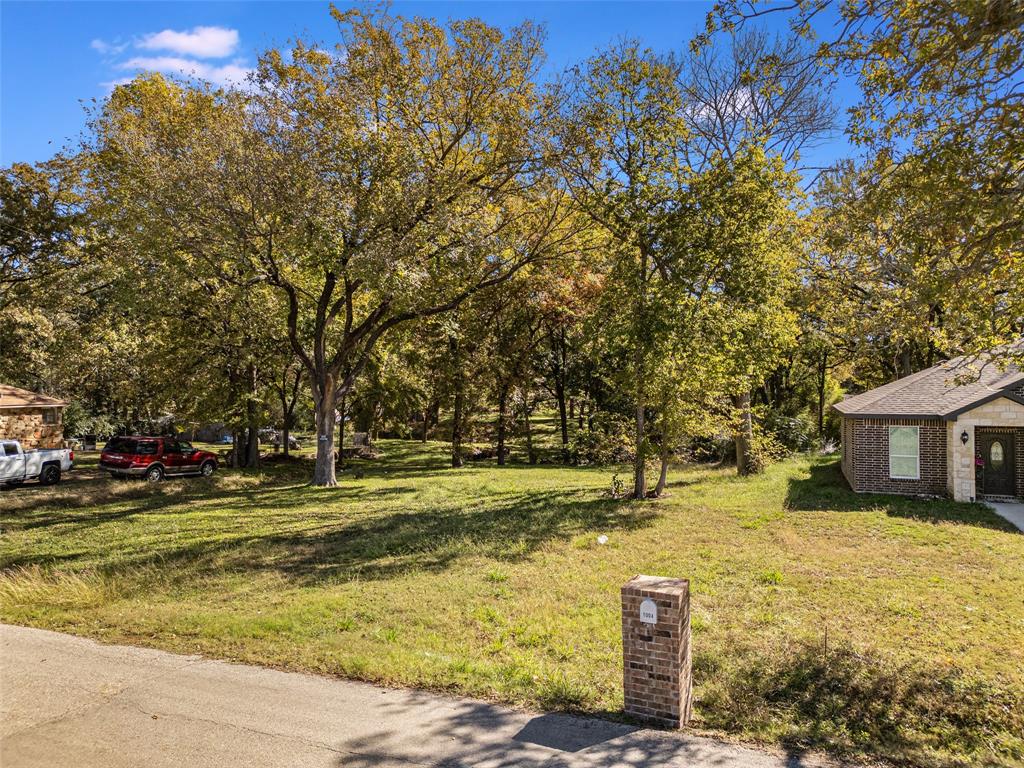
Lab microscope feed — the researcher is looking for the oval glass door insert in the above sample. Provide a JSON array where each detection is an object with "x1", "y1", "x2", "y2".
[{"x1": 990, "y1": 440, "x2": 1005, "y2": 469}]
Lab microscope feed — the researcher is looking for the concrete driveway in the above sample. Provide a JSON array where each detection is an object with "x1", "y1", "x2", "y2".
[{"x1": 0, "y1": 624, "x2": 836, "y2": 768}]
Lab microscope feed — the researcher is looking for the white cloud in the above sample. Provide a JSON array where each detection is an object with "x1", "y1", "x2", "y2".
[
  {"x1": 137, "y1": 26, "x2": 239, "y2": 58},
  {"x1": 91, "y1": 38, "x2": 128, "y2": 56},
  {"x1": 119, "y1": 56, "x2": 252, "y2": 87},
  {"x1": 93, "y1": 25, "x2": 249, "y2": 91}
]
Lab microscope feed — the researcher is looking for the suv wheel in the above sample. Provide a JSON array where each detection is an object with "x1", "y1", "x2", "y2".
[
  {"x1": 145, "y1": 465, "x2": 164, "y2": 483},
  {"x1": 200, "y1": 461, "x2": 216, "y2": 477},
  {"x1": 39, "y1": 465, "x2": 61, "y2": 486}
]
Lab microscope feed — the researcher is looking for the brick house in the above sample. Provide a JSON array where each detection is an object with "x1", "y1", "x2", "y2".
[
  {"x1": 834, "y1": 352, "x2": 1024, "y2": 502},
  {"x1": 0, "y1": 385, "x2": 67, "y2": 449}
]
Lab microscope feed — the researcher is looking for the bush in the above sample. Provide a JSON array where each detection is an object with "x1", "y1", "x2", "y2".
[
  {"x1": 62, "y1": 401, "x2": 118, "y2": 439},
  {"x1": 763, "y1": 411, "x2": 815, "y2": 452},
  {"x1": 688, "y1": 433, "x2": 735, "y2": 463},
  {"x1": 745, "y1": 426, "x2": 790, "y2": 474},
  {"x1": 568, "y1": 412, "x2": 634, "y2": 465}
]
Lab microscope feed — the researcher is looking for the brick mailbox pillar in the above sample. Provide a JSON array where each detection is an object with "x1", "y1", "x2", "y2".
[{"x1": 621, "y1": 575, "x2": 692, "y2": 727}]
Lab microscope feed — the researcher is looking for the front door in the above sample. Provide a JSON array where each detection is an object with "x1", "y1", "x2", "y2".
[{"x1": 980, "y1": 433, "x2": 1016, "y2": 497}]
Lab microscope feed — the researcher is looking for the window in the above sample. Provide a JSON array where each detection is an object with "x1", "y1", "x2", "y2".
[
  {"x1": 42, "y1": 409, "x2": 59, "y2": 425},
  {"x1": 889, "y1": 426, "x2": 920, "y2": 480},
  {"x1": 990, "y1": 439, "x2": 1005, "y2": 470},
  {"x1": 104, "y1": 437, "x2": 138, "y2": 454}
]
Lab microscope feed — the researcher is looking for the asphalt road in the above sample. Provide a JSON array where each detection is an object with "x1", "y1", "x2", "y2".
[{"x1": 1, "y1": 624, "x2": 834, "y2": 767}]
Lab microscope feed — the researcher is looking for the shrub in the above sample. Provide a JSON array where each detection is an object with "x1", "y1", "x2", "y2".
[
  {"x1": 763, "y1": 411, "x2": 815, "y2": 452},
  {"x1": 568, "y1": 412, "x2": 634, "y2": 465},
  {"x1": 688, "y1": 433, "x2": 734, "y2": 463},
  {"x1": 745, "y1": 426, "x2": 789, "y2": 474}
]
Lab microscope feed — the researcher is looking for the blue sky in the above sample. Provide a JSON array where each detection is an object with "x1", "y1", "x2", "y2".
[{"x1": 1, "y1": 1, "x2": 858, "y2": 171}]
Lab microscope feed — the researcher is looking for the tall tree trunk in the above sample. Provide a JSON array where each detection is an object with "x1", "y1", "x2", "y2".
[
  {"x1": 633, "y1": 400, "x2": 646, "y2": 498},
  {"x1": 277, "y1": 369, "x2": 300, "y2": 458},
  {"x1": 654, "y1": 439, "x2": 670, "y2": 497},
  {"x1": 245, "y1": 424, "x2": 259, "y2": 468},
  {"x1": 496, "y1": 386, "x2": 508, "y2": 466},
  {"x1": 279, "y1": 379, "x2": 290, "y2": 458},
  {"x1": 230, "y1": 429, "x2": 243, "y2": 468},
  {"x1": 555, "y1": 380, "x2": 569, "y2": 463},
  {"x1": 568, "y1": 399, "x2": 575, "y2": 422},
  {"x1": 733, "y1": 391, "x2": 755, "y2": 475},
  {"x1": 632, "y1": 245, "x2": 649, "y2": 500},
  {"x1": 312, "y1": 379, "x2": 338, "y2": 486},
  {"x1": 523, "y1": 395, "x2": 536, "y2": 465},
  {"x1": 424, "y1": 399, "x2": 439, "y2": 443},
  {"x1": 451, "y1": 382, "x2": 464, "y2": 468},
  {"x1": 367, "y1": 400, "x2": 380, "y2": 444},
  {"x1": 245, "y1": 363, "x2": 260, "y2": 469},
  {"x1": 816, "y1": 350, "x2": 828, "y2": 439},
  {"x1": 898, "y1": 346, "x2": 913, "y2": 378},
  {"x1": 337, "y1": 392, "x2": 347, "y2": 471}
]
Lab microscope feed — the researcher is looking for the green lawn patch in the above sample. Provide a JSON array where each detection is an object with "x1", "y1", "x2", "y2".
[{"x1": 2, "y1": 445, "x2": 1022, "y2": 767}]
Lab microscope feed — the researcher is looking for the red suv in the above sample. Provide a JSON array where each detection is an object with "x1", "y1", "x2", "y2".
[{"x1": 100, "y1": 436, "x2": 218, "y2": 482}]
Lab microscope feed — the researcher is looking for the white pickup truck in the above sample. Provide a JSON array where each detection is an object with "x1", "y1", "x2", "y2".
[{"x1": 0, "y1": 440, "x2": 74, "y2": 486}]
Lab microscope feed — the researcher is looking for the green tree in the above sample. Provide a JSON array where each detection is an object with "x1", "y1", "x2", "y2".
[
  {"x1": 555, "y1": 41, "x2": 691, "y2": 498},
  {"x1": 85, "y1": 10, "x2": 578, "y2": 485},
  {"x1": 706, "y1": 0, "x2": 1024, "y2": 366}
]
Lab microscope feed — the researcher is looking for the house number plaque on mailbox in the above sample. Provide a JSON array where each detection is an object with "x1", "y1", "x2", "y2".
[{"x1": 639, "y1": 598, "x2": 658, "y2": 624}]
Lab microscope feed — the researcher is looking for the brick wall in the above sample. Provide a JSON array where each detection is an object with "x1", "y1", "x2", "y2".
[
  {"x1": 849, "y1": 417, "x2": 947, "y2": 496},
  {"x1": 621, "y1": 576, "x2": 691, "y2": 727},
  {"x1": 0, "y1": 408, "x2": 64, "y2": 449},
  {"x1": 840, "y1": 417, "x2": 855, "y2": 488},
  {"x1": 1018, "y1": 431, "x2": 1024, "y2": 498}
]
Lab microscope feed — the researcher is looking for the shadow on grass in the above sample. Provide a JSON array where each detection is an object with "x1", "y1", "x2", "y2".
[
  {"x1": 696, "y1": 637, "x2": 1024, "y2": 766},
  {"x1": 785, "y1": 459, "x2": 1018, "y2": 532},
  {"x1": 3, "y1": 483, "x2": 657, "y2": 585}
]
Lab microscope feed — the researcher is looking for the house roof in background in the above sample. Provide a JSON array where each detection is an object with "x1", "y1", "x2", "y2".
[
  {"x1": 833, "y1": 346, "x2": 1024, "y2": 420},
  {"x1": 0, "y1": 384, "x2": 67, "y2": 409}
]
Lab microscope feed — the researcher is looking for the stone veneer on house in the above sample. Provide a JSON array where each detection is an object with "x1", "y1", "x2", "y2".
[
  {"x1": 947, "y1": 397, "x2": 1024, "y2": 501},
  {"x1": 0, "y1": 408, "x2": 63, "y2": 449}
]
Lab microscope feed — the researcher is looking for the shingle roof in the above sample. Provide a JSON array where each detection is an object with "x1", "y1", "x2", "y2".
[
  {"x1": 0, "y1": 384, "x2": 67, "y2": 409},
  {"x1": 833, "y1": 346, "x2": 1024, "y2": 420}
]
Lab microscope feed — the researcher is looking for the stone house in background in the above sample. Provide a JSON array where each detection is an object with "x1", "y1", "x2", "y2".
[
  {"x1": 0, "y1": 385, "x2": 67, "y2": 449},
  {"x1": 834, "y1": 349, "x2": 1024, "y2": 503}
]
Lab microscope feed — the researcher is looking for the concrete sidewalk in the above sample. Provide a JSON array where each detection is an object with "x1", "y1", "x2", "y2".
[
  {"x1": 986, "y1": 501, "x2": 1024, "y2": 532},
  {"x1": 1, "y1": 624, "x2": 829, "y2": 768}
]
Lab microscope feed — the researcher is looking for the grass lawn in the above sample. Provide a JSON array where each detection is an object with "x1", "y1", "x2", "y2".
[{"x1": 2, "y1": 442, "x2": 1022, "y2": 767}]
